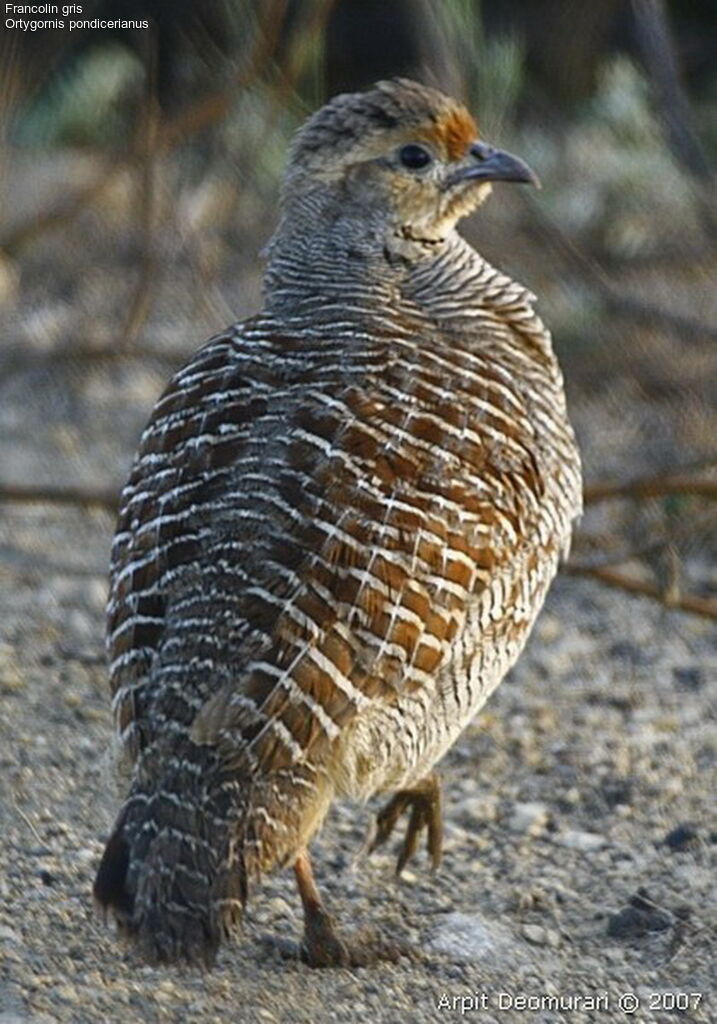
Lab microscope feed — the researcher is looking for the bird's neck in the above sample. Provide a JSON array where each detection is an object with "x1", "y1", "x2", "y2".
[
  {"x1": 263, "y1": 191, "x2": 552, "y2": 369},
  {"x1": 263, "y1": 189, "x2": 404, "y2": 317}
]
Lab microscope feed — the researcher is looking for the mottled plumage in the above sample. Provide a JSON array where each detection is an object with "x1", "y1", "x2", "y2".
[{"x1": 94, "y1": 78, "x2": 581, "y2": 967}]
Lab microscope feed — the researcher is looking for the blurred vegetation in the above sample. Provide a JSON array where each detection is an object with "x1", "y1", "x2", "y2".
[{"x1": 0, "y1": 0, "x2": 715, "y2": 619}]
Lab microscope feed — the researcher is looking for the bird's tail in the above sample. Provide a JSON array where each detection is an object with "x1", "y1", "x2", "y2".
[
  {"x1": 93, "y1": 746, "x2": 248, "y2": 966},
  {"x1": 94, "y1": 744, "x2": 329, "y2": 966}
]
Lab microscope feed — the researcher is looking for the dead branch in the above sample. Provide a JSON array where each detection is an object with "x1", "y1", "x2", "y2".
[
  {"x1": 160, "y1": 0, "x2": 290, "y2": 150},
  {"x1": 0, "y1": 484, "x2": 118, "y2": 512},
  {"x1": 631, "y1": 0, "x2": 714, "y2": 185},
  {"x1": 584, "y1": 472, "x2": 717, "y2": 504},
  {"x1": 3, "y1": 485, "x2": 715, "y2": 622},
  {"x1": 275, "y1": 0, "x2": 338, "y2": 99},
  {"x1": 118, "y1": 41, "x2": 161, "y2": 351},
  {"x1": 631, "y1": 0, "x2": 717, "y2": 240},
  {"x1": 0, "y1": 343, "x2": 188, "y2": 387},
  {"x1": 568, "y1": 536, "x2": 661, "y2": 572},
  {"x1": 565, "y1": 563, "x2": 717, "y2": 621}
]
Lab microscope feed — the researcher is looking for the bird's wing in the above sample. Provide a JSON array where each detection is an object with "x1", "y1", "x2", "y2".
[{"x1": 108, "y1": 314, "x2": 570, "y2": 776}]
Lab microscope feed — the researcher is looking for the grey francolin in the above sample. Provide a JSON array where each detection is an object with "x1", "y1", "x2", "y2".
[{"x1": 94, "y1": 78, "x2": 582, "y2": 967}]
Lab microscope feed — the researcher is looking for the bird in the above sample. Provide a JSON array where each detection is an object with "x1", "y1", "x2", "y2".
[{"x1": 93, "y1": 77, "x2": 582, "y2": 968}]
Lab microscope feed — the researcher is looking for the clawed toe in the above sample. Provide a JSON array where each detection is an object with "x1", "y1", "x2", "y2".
[
  {"x1": 263, "y1": 917, "x2": 408, "y2": 968},
  {"x1": 287, "y1": 848, "x2": 411, "y2": 968},
  {"x1": 303, "y1": 923, "x2": 406, "y2": 968},
  {"x1": 260, "y1": 911, "x2": 352, "y2": 968},
  {"x1": 302, "y1": 905, "x2": 352, "y2": 967},
  {"x1": 338, "y1": 927, "x2": 410, "y2": 967},
  {"x1": 367, "y1": 773, "x2": 443, "y2": 875}
]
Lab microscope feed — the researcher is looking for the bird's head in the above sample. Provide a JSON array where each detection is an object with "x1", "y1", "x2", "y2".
[{"x1": 282, "y1": 78, "x2": 538, "y2": 258}]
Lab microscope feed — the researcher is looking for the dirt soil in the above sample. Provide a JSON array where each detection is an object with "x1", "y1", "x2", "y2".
[{"x1": 1, "y1": 547, "x2": 715, "y2": 1023}]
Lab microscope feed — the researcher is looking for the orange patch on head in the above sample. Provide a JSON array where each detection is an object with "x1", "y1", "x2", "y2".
[{"x1": 425, "y1": 107, "x2": 478, "y2": 160}]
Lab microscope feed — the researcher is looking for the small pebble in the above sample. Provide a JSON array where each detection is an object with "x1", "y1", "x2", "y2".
[
  {"x1": 427, "y1": 912, "x2": 520, "y2": 965},
  {"x1": 607, "y1": 889, "x2": 672, "y2": 938},
  {"x1": 558, "y1": 830, "x2": 607, "y2": 851},
  {"x1": 664, "y1": 823, "x2": 699, "y2": 851},
  {"x1": 460, "y1": 796, "x2": 499, "y2": 824},
  {"x1": 266, "y1": 897, "x2": 294, "y2": 919},
  {"x1": 606, "y1": 905, "x2": 671, "y2": 938},
  {"x1": 672, "y1": 667, "x2": 702, "y2": 691},
  {"x1": 521, "y1": 923, "x2": 547, "y2": 945},
  {"x1": 508, "y1": 802, "x2": 549, "y2": 836}
]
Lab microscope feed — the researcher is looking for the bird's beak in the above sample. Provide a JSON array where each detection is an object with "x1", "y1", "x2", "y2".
[{"x1": 447, "y1": 141, "x2": 540, "y2": 189}]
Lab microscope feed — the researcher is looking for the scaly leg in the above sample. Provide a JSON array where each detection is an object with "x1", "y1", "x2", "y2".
[
  {"x1": 294, "y1": 850, "x2": 350, "y2": 967},
  {"x1": 368, "y1": 772, "x2": 443, "y2": 875},
  {"x1": 290, "y1": 850, "x2": 405, "y2": 968}
]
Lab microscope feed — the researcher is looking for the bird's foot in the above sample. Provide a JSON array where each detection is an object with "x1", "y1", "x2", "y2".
[
  {"x1": 262, "y1": 907, "x2": 408, "y2": 968},
  {"x1": 301, "y1": 906, "x2": 406, "y2": 967},
  {"x1": 367, "y1": 772, "x2": 443, "y2": 875},
  {"x1": 264, "y1": 849, "x2": 410, "y2": 968}
]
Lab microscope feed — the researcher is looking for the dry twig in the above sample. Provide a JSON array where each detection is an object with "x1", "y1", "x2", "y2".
[
  {"x1": 0, "y1": 343, "x2": 187, "y2": 387},
  {"x1": 631, "y1": 0, "x2": 715, "y2": 190},
  {"x1": 566, "y1": 563, "x2": 717, "y2": 622},
  {"x1": 584, "y1": 471, "x2": 717, "y2": 504},
  {"x1": 0, "y1": 483, "x2": 118, "y2": 512},
  {"x1": 2, "y1": 485, "x2": 715, "y2": 622},
  {"x1": 118, "y1": 42, "x2": 161, "y2": 351}
]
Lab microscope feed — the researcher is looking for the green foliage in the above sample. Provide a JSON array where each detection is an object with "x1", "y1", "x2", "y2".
[
  {"x1": 524, "y1": 57, "x2": 699, "y2": 257},
  {"x1": 14, "y1": 44, "x2": 143, "y2": 148}
]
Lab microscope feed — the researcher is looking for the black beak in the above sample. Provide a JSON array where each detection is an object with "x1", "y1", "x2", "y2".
[{"x1": 448, "y1": 141, "x2": 540, "y2": 188}]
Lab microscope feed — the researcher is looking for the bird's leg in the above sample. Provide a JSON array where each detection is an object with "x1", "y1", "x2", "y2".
[
  {"x1": 368, "y1": 772, "x2": 443, "y2": 875},
  {"x1": 294, "y1": 850, "x2": 350, "y2": 967},
  {"x1": 285, "y1": 849, "x2": 405, "y2": 968}
]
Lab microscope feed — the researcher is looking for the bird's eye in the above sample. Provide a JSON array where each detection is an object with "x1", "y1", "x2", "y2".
[{"x1": 398, "y1": 144, "x2": 433, "y2": 170}]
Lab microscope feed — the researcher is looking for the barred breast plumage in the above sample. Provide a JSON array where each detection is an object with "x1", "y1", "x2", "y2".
[{"x1": 94, "y1": 78, "x2": 581, "y2": 968}]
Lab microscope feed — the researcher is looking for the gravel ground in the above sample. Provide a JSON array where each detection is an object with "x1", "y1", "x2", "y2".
[{"x1": 1, "y1": 517, "x2": 714, "y2": 1023}]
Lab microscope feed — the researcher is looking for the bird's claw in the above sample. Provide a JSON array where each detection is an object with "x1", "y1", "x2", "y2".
[{"x1": 367, "y1": 773, "x2": 443, "y2": 875}]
